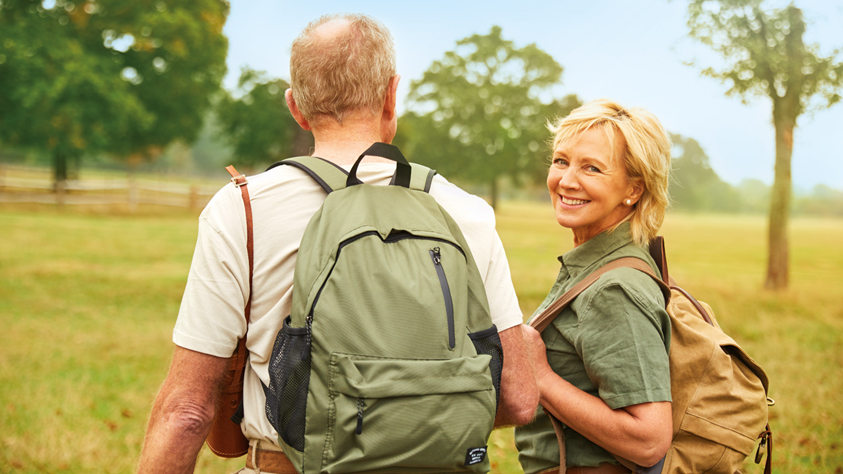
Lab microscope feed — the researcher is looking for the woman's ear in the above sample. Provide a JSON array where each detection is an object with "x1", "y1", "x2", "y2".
[{"x1": 627, "y1": 179, "x2": 644, "y2": 205}]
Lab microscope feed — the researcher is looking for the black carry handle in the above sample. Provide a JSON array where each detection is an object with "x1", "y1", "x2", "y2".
[{"x1": 347, "y1": 142, "x2": 411, "y2": 188}]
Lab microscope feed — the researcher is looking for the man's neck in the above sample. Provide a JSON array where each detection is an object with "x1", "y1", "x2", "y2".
[{"x1": 309, "y1": 113, "x2": 394, "y2": 166}]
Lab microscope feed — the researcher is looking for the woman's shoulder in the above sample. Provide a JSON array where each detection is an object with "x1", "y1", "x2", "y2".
[{"x1": 574, "y1": 249, "x2": 667, "y2": 323}]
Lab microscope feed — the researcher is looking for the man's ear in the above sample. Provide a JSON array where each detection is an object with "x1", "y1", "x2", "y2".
[
  {"x1": 285, "y1": 89, "x2": 312, "y2": 131},
  {"x1": 382, "y1": 75, "x2": 400, "y2": 120}
]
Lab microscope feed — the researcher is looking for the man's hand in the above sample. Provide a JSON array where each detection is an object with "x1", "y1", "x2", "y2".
[
  {"x1": 493, "y1": 324, "x2": 540, "y2": 428},
  {"x1": 137, "y1": 346, "x2": 229, "y2": 474}
]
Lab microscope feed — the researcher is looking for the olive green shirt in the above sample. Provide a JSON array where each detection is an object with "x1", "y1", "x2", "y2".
[{"x1": 515, "y1": 223, "x2": 671, "y2": 473}]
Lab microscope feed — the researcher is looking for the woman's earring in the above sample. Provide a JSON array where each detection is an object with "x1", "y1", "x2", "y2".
[{"x1": 625, "y1": 199, "x2": 633, "y2": 206}]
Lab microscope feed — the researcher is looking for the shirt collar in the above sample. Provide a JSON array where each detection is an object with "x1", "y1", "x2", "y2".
[{"x1": 558, "y1": 222, "x2": 634, "y2": 270}]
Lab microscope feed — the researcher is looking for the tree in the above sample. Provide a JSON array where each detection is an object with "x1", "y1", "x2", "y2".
[
  {"x1": 0, "y1": 0, "x2": 229, "y2": 195},
  {"x1": 670, "y1": 133, "x2": 740, "y2": 212},
  {"x1": 684, "y1": 0, "x2": 843, "y2": 289},
  {"x1": 215, "y1": 68, "x2": 312, "y2": 170},
  {"x1": 402, "y1": 26, "x2": 580, "y2": 209}
]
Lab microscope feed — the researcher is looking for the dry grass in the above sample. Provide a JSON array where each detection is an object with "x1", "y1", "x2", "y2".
[{"x1": 1, "y1": 202, "x2": 841, "y2": 473}]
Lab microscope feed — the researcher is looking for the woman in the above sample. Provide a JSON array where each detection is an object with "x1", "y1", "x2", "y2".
[{"x1": 515, "y1": 99, "x2": 673, "y2": 474}]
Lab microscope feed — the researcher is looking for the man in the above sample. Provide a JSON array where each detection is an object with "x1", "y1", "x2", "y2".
[{"x1": 138, "y1": 13, "x2": 538, "y2": 474}]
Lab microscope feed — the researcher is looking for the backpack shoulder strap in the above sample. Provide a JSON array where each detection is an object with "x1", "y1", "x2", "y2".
[
  {"x1": 266, "y1": 156, "x2": 436, "y2": 194},
  {"x1": 409, "y1": 163, "x2": 437, "y2": 193},
  {"x1": 529, "y1": 257, "x2": 668, "y2": 333},
  {"x1": 266, "y1": 156, "x2": 349, "y2": 194}
]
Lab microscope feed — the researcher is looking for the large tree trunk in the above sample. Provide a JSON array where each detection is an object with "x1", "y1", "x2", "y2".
[
  {"x1": 764, "y1": 114, "x2": 794, "y2": 290},
  {"x1": 53, "y1": 149, "x2": 67, "y2": 207}
]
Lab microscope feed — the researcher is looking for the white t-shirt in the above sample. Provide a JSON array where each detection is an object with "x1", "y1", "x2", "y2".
[{"x1": 173, "y1": 161, "x2": 522, "y2": 445}]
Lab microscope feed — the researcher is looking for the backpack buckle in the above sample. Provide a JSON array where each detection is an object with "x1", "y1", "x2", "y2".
[
  {"x1": 755, "y1": 427, "x2": 772, "y2": 464},
  {"x1": 231, "y1": 175, "x2": 247, "y2": 187}
]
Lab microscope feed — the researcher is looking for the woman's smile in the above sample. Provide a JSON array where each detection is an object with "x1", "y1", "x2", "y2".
[{"x1": 547, "y1": 126, "x2": 640, "y2": 246}]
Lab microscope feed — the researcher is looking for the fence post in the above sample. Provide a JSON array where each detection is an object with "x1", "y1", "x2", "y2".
[
  {"x1": 189, "y1": 185, "x2": 199, "y2": 211},
  {"x1": 128, "y1": 173, "x2": 139, "y2": 213}
]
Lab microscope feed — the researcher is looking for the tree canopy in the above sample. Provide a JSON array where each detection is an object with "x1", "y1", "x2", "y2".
[
  {"x1": 685, "y1": 0, "x2": 843, "y2": 289},
  {"x1": 0, "y1": 0, "x2": 229, "y2": 187},
  {"x1": 215, "y1": 68, "x2": 311, "y2": 170},
  {"x1": 400, "y1": 26, "x2": 580, "y2": 209},
  {"x1": 669, "y1": 133, "x2": 740, "y2": 212}
]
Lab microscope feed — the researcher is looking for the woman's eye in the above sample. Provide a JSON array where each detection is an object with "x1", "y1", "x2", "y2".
[
  {"x1": 553, "y1": 157, "x2": 568, "y2": 166},
  {"x1": 587, "y1": 165, "x2": 601, "y2": 173}
]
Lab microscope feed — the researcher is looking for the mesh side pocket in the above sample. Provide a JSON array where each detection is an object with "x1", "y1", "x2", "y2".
[
  {"x1": 264, "y1": 316, "x2": 311, "y2": 452},
  {"x1": 469, "y1": 324, "x2": 503, "y2": 411}
]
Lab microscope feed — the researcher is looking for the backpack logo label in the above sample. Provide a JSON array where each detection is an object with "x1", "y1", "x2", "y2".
[{"x1": 465, "y1": 446, "x2": 487, "y2": 466}]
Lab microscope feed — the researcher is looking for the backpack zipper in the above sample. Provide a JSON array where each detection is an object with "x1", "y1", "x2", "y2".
[
  {"x1": 306, "y1": 232, "x2": 464, "y2": 353},
  {"x1": 430, "y1": 247, "x2": 456, "y2": 350},
  {"x1": 355, "y1": 397, "x2": 366, "y2": 434}
]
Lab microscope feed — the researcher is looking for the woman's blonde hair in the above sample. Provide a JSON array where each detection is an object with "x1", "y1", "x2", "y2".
[
  {"x1": 549, "y1": 99, "x2": 671, "y2": 247},
  {"x1": 290, "y1": 13, "x2": 396, "y2": 125}
]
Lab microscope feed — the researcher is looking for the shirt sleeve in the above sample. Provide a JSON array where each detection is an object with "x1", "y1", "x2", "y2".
[
  {"x1": 172, "y1": 186, "x2": 249, "y2": 358},
  {"x1": 484, "y1": 230, "x2": 524, "y2": 332},
  {"x1": 574, "y1": 272, "x2": 671, "y2": 409}
]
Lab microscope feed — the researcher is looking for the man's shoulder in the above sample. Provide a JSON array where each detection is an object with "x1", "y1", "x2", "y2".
[{"x1": 428, "y1": 174, "x2": 496, "y2": 227}]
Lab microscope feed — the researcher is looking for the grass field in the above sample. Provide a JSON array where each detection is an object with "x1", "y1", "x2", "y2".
[{"x1": 1, "y1": 202, "x2": 842, "y2": 473}]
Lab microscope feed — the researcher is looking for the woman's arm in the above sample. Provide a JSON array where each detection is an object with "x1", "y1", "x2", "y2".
[{"x1": 523, "y1": 325, "x2": 672, "y2": 467}]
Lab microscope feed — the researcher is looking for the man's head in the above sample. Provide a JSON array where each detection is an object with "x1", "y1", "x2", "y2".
[{"x1": 288, "y1": 14, "x2": 396, "y2": 127}]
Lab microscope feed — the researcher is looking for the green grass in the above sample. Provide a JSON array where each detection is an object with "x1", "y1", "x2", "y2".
[{"x1": 1, "y1": 203, "x2": 842, "y2": 473}]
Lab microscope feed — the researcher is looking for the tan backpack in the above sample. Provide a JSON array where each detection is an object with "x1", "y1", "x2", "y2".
[{"x1": 529, "y1": 237, "x2": 773, "y2": 474}]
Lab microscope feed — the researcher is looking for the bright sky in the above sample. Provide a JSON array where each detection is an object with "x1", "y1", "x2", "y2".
[{"x1": 222, "y1": 0, "x2": 843, "y2": 191}]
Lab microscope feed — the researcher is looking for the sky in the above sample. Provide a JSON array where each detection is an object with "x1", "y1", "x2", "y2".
[{"x1": 222, "y1": 0, "x2": 843, "y2": 191}]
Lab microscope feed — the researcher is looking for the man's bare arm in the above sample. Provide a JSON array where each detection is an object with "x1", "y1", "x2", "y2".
[
  {"x1": 493, "y1": 324, "x2": 540, "y2": 427},
  {"x1": 137, "y1": 346, "x2": 228, "y2": 474}
]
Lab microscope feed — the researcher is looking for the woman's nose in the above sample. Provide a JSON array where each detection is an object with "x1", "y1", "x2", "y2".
[{"x1": 556, "y1": 168, "x2": 580, "y2": 190}]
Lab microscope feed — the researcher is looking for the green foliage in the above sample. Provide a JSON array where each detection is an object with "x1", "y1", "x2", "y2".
[
  {"x1": 215, "y1": 68, "x2": 301, "y2": 169},
  {"x1": 793, "y1": 184, "x2": 843, "y2": 217},
  {"x1": 400, "y1": 26, "x2": 580, "y2": 207},
  {"x1": 0, "y1": 0, "x2": 229, "y2": 180},
  {"x1": 685, "y1": 0, "x2": 843, "y2": 288},
  {"x1": 736, "y1": 178, "x2": 771, "y2": 213},
  {"x1": 686, "y1": 0, "x2": 843, "y2": 114},
  {"x1": 669, "y1": 133, "x2": 741, "y2": 212}
]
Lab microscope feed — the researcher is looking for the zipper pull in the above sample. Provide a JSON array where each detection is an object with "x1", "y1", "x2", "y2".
[
  {"x1": 432, "y1": 247, "x2": 441, "y2": 265},
  {"x1": 355, "y1": 398, "x2": 366, "y2": 434},
  {"x1": 302, "y1": 313, "x2": 313, "y2": 361}
]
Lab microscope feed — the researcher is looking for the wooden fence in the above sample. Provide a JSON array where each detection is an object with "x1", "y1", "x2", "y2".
[{"x1": 0, "y1": 165, "x2": 222, "y2": 211}]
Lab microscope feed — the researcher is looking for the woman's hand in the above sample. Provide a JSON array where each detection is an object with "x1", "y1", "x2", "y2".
[{"x1": 523, "y1": 322, "x2": 673, "y2": 466}]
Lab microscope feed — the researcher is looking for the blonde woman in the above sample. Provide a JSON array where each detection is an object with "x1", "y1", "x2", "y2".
[{"x1": 515, "y1": 99, "x2": 673, "y2": 474}]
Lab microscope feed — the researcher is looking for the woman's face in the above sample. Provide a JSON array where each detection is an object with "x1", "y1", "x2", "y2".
[{"x1": 547, "y1": 126, "x2": 641, "y2": 246}]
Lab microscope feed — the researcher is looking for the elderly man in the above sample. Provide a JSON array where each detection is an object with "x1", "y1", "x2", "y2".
[{"x1": 138, "y1": 13, "x2": 538, "y2": 474}]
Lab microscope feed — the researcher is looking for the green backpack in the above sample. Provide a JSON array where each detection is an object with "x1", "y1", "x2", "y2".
[{"x1": 263, "y1": 143, "x2": 503, "y2": 473}]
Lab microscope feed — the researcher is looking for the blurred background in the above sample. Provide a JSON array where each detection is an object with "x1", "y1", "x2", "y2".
[{"x1": 1, "y1": 0, "x2": 842, "y2": 473}]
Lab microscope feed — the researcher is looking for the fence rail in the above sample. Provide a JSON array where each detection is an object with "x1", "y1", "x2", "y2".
[{"x1": 0, "y1": 165, "x2": 223, "y2": 210}]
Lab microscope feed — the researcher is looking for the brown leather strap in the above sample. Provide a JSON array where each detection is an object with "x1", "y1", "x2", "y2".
[
  {"x1": 245, "y1": 445, "x2": 297, "y2": 474},
  {"x1": 529, "y1": 256, "x2": 667, "y2": 474},
  {"x1": 539, "y1": 464, "x2": 630, "y2": 474},
  {"x1": 548, "y1": 413, "x2": 566, "y2": 474},
  {"x1": 759, "y1": 423, "x2": 773, "y2": 474},
  {"x1": 529, "y1": 257, "x2": 668, "y2": 333},
  {"x1": 648, "y1": 236, "x2": 669, "y2": 286},
  {"x1": 225, "y1": 165, "x2": 254, "y2": 412}
]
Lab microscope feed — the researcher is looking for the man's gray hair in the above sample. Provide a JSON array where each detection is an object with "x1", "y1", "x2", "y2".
[{"x1": 290, "y1": 13, "x2": 396, "y2": 125}]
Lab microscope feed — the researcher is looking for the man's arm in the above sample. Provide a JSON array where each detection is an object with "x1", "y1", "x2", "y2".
[
  {"x1": 493, "y1": 324, "x2": 540, "y2": 428},
  {"x1": 138, "y1": 346, "x2": 228, "y2": 474}
]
